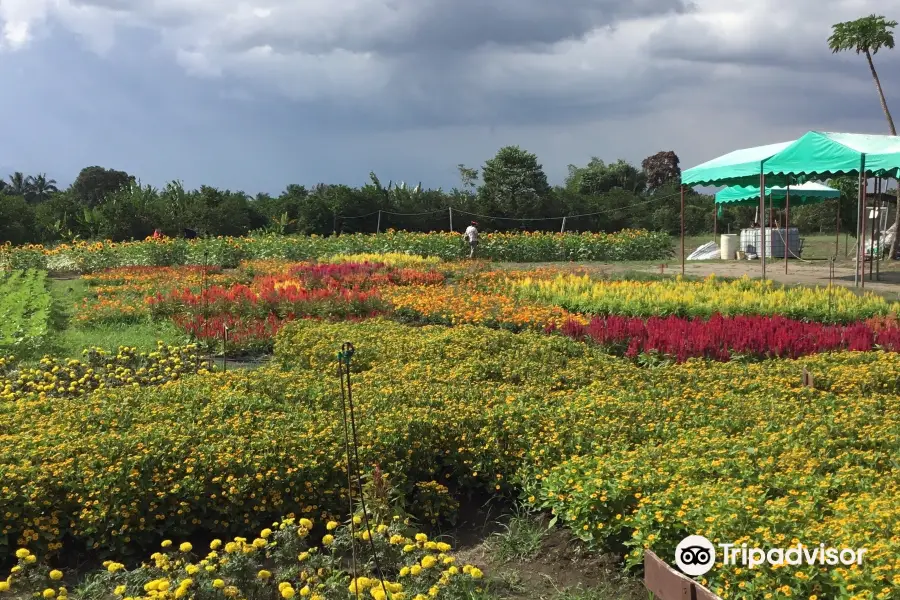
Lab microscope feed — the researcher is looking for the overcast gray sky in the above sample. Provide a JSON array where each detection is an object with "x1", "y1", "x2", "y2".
[{"x1": 1, "y1": 0, "x2": 898, "y2": 194}]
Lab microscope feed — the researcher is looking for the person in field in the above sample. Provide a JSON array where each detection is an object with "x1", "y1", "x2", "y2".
[{"x1": 464, "y1": 221, "x2": 479, "y2": 259}]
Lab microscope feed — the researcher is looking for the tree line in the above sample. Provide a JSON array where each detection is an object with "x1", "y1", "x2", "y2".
[{"x1": 0, "y1": 148, "x2": 870, "y2": 246}]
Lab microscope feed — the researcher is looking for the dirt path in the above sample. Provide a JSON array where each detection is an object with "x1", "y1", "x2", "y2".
[{"x1": 657, "y1": 261, "x2": 900, "y2": 296}]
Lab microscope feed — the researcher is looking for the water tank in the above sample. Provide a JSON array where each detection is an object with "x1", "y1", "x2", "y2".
[
  {"x1": 720, "y1": 234, "x2": 738, "y2": 260},
  {"x1": 739, "y1": 228, "x2": 800, "y2": 258}
]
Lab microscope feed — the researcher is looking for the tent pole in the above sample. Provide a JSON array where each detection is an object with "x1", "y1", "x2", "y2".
[
  {"x1": 876, "y1": 179, "x2": 882, "y2": 281},
  {"x1": 713, "y1": 205, "x2": 717, "y2": 241},
  {"x1": 870, "y1": 178, "x2": 877, "y2": 281},
  {"x1": 785, "y1": 182, "x2": 790, "y2": 274},
  {"x1": 855, "y1": 156, "x2": 865, "y2": 287},
  {"x1": 680, "y1": 185, "x2": 685, "y2": 276},
  {"x1": 835, "y1": 199, "x2": 840, "y2": 259},
  {"x1": 861, "y1": 173, "x2": 867, "y2": 289},
  {"x1": 759, "y1": 171, "x2": 766, "y2": 281}
]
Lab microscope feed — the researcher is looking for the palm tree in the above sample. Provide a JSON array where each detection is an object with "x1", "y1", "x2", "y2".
[
  {"x1": 25, "y1": 173, "x2": 58, "y2": 203},
  {"x1": 828, "y1": 14, "x2": 899, "y2": 258},
  {"x1": 829, "y1": 15, "x2": 897, "y2": 133},
  {"x1": 7, "y1": 172, "x2": 28, "y2": 196}
]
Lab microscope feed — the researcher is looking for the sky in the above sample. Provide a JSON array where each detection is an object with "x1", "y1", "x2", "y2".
[{"x1": 0, "y1": 0, "x2": 899, "y2": 195}]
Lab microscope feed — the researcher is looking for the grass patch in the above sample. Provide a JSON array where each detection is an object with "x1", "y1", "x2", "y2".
[
  {"x1": 485, "y1": 509, "x2": 547, "y2": 563},
  {"x1": 46, "y1": 277, "x2": 187, "y2": 359}
]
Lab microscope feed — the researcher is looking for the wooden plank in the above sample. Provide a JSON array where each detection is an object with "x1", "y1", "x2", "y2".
[{"x1": 644, "y1": 550, "x2": 723, "y2": 600}]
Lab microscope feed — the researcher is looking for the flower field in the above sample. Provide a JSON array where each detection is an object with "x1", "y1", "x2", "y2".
[
  {"x1": 0, "y1": 229, "x2": 672, "y2": 273},
  {"x1": 4, "y1": 250, "x2": 900, "y2": 599},
  {"x1": 65, "y1": 257, "x2": 900, "y2": 361},
  {"x1": 4, "y1": 513, "x2": 486, "y2": 600},
  {"x1": 0, "y1": 269, "x2": 52, "y2": 356},
  {"x1": 1, "y1": 319, "x2": 899, "y2": 599},
  {"x1": 0, "y1": 342, "x2": 206, "y2": 402},
  {"x1": 513, "y1": 273, "x2": 900, "y2": 323},
  {"x1": 552, "y1": 314, "x2": 900, "y2": 361}
]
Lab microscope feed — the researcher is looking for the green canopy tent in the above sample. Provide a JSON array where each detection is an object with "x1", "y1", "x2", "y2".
[
  {"x1": 763, "y1": 131, "x2": 900, "y2": 286},
  {"x1": 682, "y1": 140, "x2": 794, "y2": 187},
  {"x1": 679, "y1": 140, "x2": 795, "y2": 277},
  {"x1": 715, "y1": 181, "x2": 840, "y2": 275},
  {"x1": 764, "y1": 131, "x2": 900, "y2": 180},
  {"x1": 715, "y1": 181, "x2": 840, "y2": 217}
]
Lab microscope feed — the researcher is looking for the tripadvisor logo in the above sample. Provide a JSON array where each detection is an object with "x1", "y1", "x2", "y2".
[
  {"x1": 674, "y1": 535, "x2": 868, "y2": 577},
  {"x1": 675, "y1": 535, "x2": 716, "y2": 576}
]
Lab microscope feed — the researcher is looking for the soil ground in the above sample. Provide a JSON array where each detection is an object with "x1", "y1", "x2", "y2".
[{"x1": 445, "y1": 504, "x2": 646, "y2": 600}]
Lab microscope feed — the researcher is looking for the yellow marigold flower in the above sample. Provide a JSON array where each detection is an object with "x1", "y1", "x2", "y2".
[
  {"x1": 210, "y1": 540, "x2": 222, "y2": 550},
  {"x1": 161, "y1": 540, "x2": 173, "y2": 548},
  {"x1": 469, "y1": 567, "x2": 483, "y2": 579},
  {"x1": 252, "y1": 538, "x2": 267, "y2": 549},
  {"x1": 15, "y1": 549, "x2": 29, "y2": 559},
  {"x1": 212, "y1": 580, "x2": 225, "y2": 589},
  {"x1": 410, "y1": 565, "x2": 422, "y2": 576},
  {"x1": 322, "y1": 535, "x2": 334, "y2": 546},
  {"x1": 0, "y1": 582, "x2": 10, "y2": 592},
  {"x1": 298, "y1": 552, "x2": 310, "y2": 562},
  {"x1": 260, "y1": 528, "x2": 273, "y2": 539},
  {"x1": 179, "y1": 543, "x2": 192, "y2": 553},
  {"x1": 25, "y1": 556, "x2": 37, "y2": 564},
  {"x1": 403, "y1": 544, "x2": 415, "y2": 553},
  {"x1": 348, "y1": 578, "x2": 371, "y2": 594},
  {"x1": 299, "y1": 586, "x2": 310, "y2": 597},
  {"x1": 49, "y1": 571, "x2": 63, "y2": 581},
  {"x1": 420, "y1": 556, "x2": 437, "y2": 569},
  {"x1": 415, "y1": 533, "x2": 428, "y2": 543},
  {"x1": 258, "y1": 570, "x2": 272, "y2": 580},
  {"x1": 399, "y1": 567, "x2": 410, "y2": 577},
  {"x1": 43, "y1": 590, "x2": 56, "y2": 598},
  {"x1": 281, "y1": 587, "x2": 295, "y2": 599},
  {"x1": 326, "y1": 521, "x2": 339, "y2": 531},
  {"x1": 299, "y1": 518, "x2": 313, "y2": 529}
]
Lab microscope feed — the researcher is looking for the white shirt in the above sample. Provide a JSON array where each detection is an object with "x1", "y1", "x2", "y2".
[{"x1": 464, "y1": 225, "x2": 479, "y2": 242}]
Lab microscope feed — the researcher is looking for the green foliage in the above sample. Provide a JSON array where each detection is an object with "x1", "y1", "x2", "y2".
[
  {"x1": 0, "y1": 230, "x2": 673, "y2": 273},
  {"x1": 70, "y1": 166, "x2": 135, "y2": 207},
  {"x1": 0, "y1": 270, "x2": 52, "y2": 357},
  {"x1": 641, "y1": 151, "x2": 681, "y2": 191},
  {"x1": 1, "y1": 148, "x2": 732, "y2": 246},
  {"x1": 486, "y1": 510, "x2": 546, "y2": 562},
  {"x1": 0, "y1": 195, "x2": 37, "y2": 245},
  {"x1": 828, "y1": 14, "x2": 896, "y2": 56},
  {"x1": 479, "y1": 146, "x2": 552, "y2": 219}
]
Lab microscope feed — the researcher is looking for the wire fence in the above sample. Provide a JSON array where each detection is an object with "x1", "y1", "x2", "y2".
[{"x1": 334, "y1": 191, "x2": 685, "y2": 235}]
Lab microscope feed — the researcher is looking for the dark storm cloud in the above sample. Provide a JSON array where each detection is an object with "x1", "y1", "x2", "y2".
[{"x1": 194, "y1": 0, "x2": 693, "y2": 56}]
